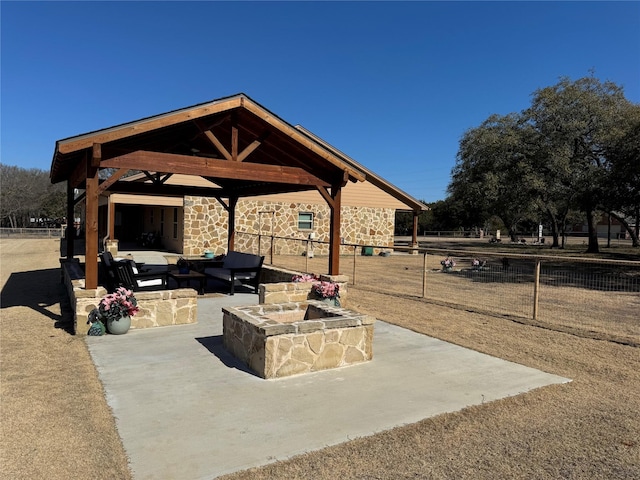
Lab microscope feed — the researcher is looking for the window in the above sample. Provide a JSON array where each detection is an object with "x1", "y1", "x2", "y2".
[{"x1": 298, "y1": 212, "x2": 313, "y2": 230}]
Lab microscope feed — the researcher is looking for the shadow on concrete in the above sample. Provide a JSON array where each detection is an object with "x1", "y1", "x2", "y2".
[
  {"x1": 195, "y1": 335, "x2": 258, "y2": 377},
  {"x1": 0, "y1": 268, "x2": 74, "y2": 333}
]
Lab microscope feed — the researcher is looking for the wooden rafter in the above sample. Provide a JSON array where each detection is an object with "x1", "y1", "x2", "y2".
[
  {"x1": 97, "y1": 168, "x2": 130, "y2": 195},
  {"x1": 57, "y1": 97, "x2": 243, "y2": 154},
  {"x1": 242, "y1": 100, "x2": 366, "y2": 182},
  {"x1": 204, "y1": 130, "x2": 232, "y2": 161},
  {"x1": 204, "y1": 128, "x2": 269, "y2": 163}
]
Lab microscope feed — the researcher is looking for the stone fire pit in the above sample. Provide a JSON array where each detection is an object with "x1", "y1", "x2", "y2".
[{"x1": 222, "y1": 301, "x2": 375, "y2": 379}]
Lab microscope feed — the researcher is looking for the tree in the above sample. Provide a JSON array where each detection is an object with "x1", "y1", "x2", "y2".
[
  {"x1": 449, "y1": 113, "x2": 540, "y2": 241},
  {"x1": 449, "y1": 75, "x2": 638, "y2": 252},
  {"x1": 600, "y1": 106, "x2": 640, "y2": 246},
  {"x1": 526, "y1": 75, "x2": 635, "y2": 252},
  {"x1": 0, "y1": 163, "x2": 67, "y2": 228}
]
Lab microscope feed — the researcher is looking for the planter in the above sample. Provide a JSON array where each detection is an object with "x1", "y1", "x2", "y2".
[
  {"x1": 107, "y1": 315, "x2": 131, "y2": 335},
  {"x1": 320, "y1": 296, "x2": 341, "y2": 307},
  {"x1": 442, "y1": 267, "x2": 453, "y2": 273}
]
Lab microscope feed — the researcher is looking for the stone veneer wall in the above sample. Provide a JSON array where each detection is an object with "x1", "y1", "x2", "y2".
[
  {"x1": 60, "y1": 258, "x2": 198, "y2": 336},
  {"x1": 259, "y1": 266, "x2": 349, "y2": 307},
  {"x1": 222, "y1": 301, "x2": 374, "y2": 379},
  {"x1": 182, "y1": 197, "x2": 395, "y2": 256}
]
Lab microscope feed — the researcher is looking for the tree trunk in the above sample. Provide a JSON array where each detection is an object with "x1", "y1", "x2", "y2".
[
  {"x1": 585, "y1": 207, "x2": 600, "y2": 253},
  {"x1": 546, "y1": 207, "x2": 560, "y2": 248}
]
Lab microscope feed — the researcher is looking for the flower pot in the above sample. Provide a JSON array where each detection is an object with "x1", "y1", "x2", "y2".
[
  {"x1": 442, "y1": 267, "x2": 453, "y2": 273},
  {"x1": 107, "y1": 315, "x2": 131, "y2": 335},
  {"x1": 320, "y1": 297, "x2": 341, "y2": 307}
]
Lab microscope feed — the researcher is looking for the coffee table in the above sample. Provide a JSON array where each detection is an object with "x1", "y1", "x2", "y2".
[{"x1": 168, "y1": 270, "x2": 207, "y2": 295}]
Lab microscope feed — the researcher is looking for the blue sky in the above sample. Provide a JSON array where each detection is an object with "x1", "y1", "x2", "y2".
[{"x1": 2, "y1": 1, "x2": 639, "y2": 203}]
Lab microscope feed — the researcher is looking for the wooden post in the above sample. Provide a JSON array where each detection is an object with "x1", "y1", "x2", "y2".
[
  {"x1": 108, "y1": 197, "x2": 115, "y2": 241},
  {"x1": 533, "y1": 259, "x2": 541, "y2": 320},
  {"x1": 227, "y1": 196, "x2": 237, "y2": 252},
  {"x1": 85, "y1": 145, "x2": 101, "y2": 290},
  {"x1": 270, "y1": 211, "x2": 274, "y2": 264},
  {"x1": 66, "y1": 181, "x2": 75, "y2": 259},
  {"x1": 352, "y1": 244, "x2": 357, "y2": 285},
  {"x1": 422, "y1": 251, "x2": 428, "y2": 298},
  {"x1": 328, "y1": 184, "x2": 342, "y2": 275},
  {"x1": 412, "y1": 210, "x2": 419, "y2": 252}
]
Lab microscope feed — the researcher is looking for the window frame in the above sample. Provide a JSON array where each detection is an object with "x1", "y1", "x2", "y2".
[{"x1": 298, "y1": 212, "x2": 314, "y2": 231}]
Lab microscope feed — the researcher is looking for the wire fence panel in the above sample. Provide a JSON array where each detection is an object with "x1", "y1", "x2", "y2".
[
  {"x1": 0, "y1": 227, "x2": 65, "y2": 238},
  {"x1": 537, "y1": 261, "x2": 640, "y2": 343},
  {"x1": 237, "y1": 231, "x2": 639, "y2": 344}
]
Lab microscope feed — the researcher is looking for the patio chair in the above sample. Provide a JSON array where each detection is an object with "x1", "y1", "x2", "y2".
[
  {"x1": 113, "y1": 259, "x2": 167, "y2": 292},
  {"x1": 99, "y1": 251, "x2": 119, "y2": 292},
  {"x1": 100, "y1": 251, "x2": 167, "y2": 292}
]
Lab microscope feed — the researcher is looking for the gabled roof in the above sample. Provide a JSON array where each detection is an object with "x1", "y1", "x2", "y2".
[{"x1": 50, "y1": 93, "x2": 427, "y2": 211}]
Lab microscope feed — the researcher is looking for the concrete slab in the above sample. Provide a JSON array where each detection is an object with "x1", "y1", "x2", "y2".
[{"x1": 87, "y1": 294, "x2": 570, "y2": 479}]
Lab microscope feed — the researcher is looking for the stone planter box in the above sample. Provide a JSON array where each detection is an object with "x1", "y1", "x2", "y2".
[
  {"x1": 222, "y1": 300, "x2": 374, "y2": 379},
  {"x1": 60, "y1": 258, "x2": 197, "y2": 335}
]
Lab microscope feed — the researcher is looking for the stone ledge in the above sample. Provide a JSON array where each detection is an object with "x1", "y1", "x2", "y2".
[{"x1": 60, "y1": 258, "x2": 198, "y2": 336}]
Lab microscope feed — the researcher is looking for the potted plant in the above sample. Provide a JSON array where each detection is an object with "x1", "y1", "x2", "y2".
[
  {"x1": 292, "y1": 274, "x2": 341, "y2": 306},
  {"x1": 87, "y1": 287, "x2": 140, "y2": 335},
  {"x1": 440, "y1": 256, "x2": 456, "y2": 272},
  {"x1": 471, "y1": 258, "x2": 486, "y2": 271},
  {"x1": 311, "y1": 280, "x2": 341, "y2": 306}
]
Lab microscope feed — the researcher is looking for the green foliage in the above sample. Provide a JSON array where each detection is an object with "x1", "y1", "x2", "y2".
[{"x1": 447, "y1": 74, "x2": 639, "y2": 250}]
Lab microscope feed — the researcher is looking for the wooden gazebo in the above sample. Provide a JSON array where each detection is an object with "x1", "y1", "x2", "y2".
[{"x1": 50, "y1": 93, "x2": 425, "y2": 290}]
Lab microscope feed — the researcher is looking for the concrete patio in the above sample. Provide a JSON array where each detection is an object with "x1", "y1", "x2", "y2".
[{"x1": 86, "y1": 293, "x2": 570, "y2": 479}]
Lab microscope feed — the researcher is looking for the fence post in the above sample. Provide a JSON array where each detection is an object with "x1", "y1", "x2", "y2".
[
  {"x1": 533, "y1": 259, "x2": 541, "y2": 320},
  {"x1": 305, "y1": 240, "x2": 309, "y2": 272},
  {"x1": 352, "y1": 245, "x2": 357, "y2": 285},
  {"x1": 270, "y1": 233, "x2": 274, "y2": 265},
  {"x1": 422, "y1": 251, "x2": 427, "y2": 298}
]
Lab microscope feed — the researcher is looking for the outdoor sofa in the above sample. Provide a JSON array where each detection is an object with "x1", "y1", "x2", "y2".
[{"x1": 204, "y1": 251, "x2": 264, "y2": 295}]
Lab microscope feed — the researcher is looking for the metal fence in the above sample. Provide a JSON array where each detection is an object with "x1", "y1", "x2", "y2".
[
  {"x1": 237, "y1": 231, "x2": 640, "y2": 346},
  {"x1": 0, "y1": 227, "x2": 65, "y2": 238}
]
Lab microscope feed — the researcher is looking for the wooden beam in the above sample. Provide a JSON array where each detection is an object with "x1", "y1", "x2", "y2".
[
  {"x1": 316, "y1": 186, "x2": 335, "y2": 209},
  {"x1": 242, "y1": 100, "x2": 366, "y2": 182},
  {"x1": 204, "y1": 130, "x2": 232, "y2": 161},
  {"x1": 237, "y1": 139, "x2": 261, "y2": 162},
  {"x1": 97, "y1": 168, "x2": 130, "y2": 195},
  {"x1": 231, "y1": 115, "x2": 238, "y2": 161},
  {"x1": 328, "y1": 183, "x2": 342, "y2": 275},
  {"x1": 66, "y1": 181, "x2": 75, "y2": 258},
  {"x1": 68, "y1": 157, "x2": 87, "y2": 189},
  {"x1": 100, "y1": 151, "x2": 330, "y2": 187},
  {"x1": 228, "y1": 196, "x2": 238, "y2": 252},
  {"x1": 108, "y1": 198, "x2": 115, "y2": 240},
  {"x1": 107, "y1": 182, "x2": 224, "y2": 197},
  {"x1": 85, "y1": 145, "x2": 101, "y2": 290},
  {"x1": 412, "y1": 210, "x2": 419, "y2": 248},
  {"x1": 91, "y1": 143, "x2": 101, "y2": 168},
  {"x1": 58, "y1": 97, "x2": 243, "y2": 154}
]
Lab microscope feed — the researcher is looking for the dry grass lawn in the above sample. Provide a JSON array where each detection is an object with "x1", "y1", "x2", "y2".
[{"x1": 2, "y1": 239, "x2": 639, "y2": 479}]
